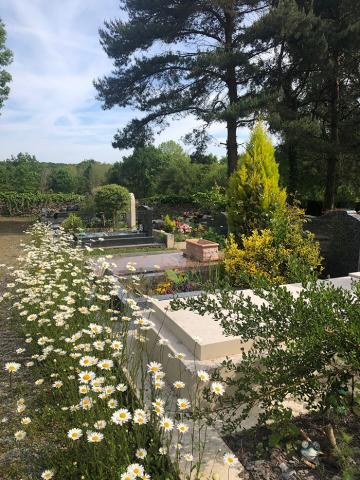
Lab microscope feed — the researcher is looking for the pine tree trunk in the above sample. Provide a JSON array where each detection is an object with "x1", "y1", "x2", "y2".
[
  {"x1": 324, "y1": 66, "x2": 340, "y2": 211},
  {"x1": 227, "y1": 117, "x2": 238, "y2": 175},
  {"x1": 224, "y1": 5, "x2": 238, "y2": 176}
]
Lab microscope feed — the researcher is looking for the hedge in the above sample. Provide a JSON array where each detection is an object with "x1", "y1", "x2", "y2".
[{"x1": 0, "y1": 192, "x2": 85, "y2": 216}]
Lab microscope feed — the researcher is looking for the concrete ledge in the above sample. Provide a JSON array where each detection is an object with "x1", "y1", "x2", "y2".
[
  {"x1": 153, "y1": 228, "x2": 175, "y2": 249},
  {"x1": 349, "y1": 271, "x2": 360, "y2": 280}
]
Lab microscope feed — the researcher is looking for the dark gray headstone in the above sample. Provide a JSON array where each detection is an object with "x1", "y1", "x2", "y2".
[
  {"x1": 212, "y1": 212, "x2": 228, "y2": 235},
  {"x1": 305, "y1": 210, "x2": 360, "y2": 277},
  {"x1": 137, "y1": 205, "x2": 153, "y2": 236}
]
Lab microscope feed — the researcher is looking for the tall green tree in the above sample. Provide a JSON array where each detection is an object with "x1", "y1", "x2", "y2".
[
  {"x1": 227, "y1": 122, "x2": 286, "y2": 240},
  {"x1": 253, "y1": 0, "x2": 360, "y2": 209},
  {"x1": 108, "y1": 146, "x2": 168, "y2": 198},
  {"x1": 1, "y1": 153, "x2": 41, "y2": 192},
  {"x1": 0, "y1": 19, "x2": 13, "y2": 114},
  {"x1": 48, "y1": 168, "x2": 75, "y2": 193},
  {"x1": 76, "y1": 159, "x2": 110, "y2": 194},
  {"x1": 94, "y1": 0, "x2": 267, "y2": 175}
]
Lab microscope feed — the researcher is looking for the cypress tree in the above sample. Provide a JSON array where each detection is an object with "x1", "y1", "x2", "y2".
[{"x1": 227, "y1": 122, "x2": 286, "y2": 241}]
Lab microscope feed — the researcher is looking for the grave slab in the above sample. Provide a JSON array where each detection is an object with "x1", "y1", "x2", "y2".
[{"x1": 111, "y1": 251, "x2": 219, "y2": 275}]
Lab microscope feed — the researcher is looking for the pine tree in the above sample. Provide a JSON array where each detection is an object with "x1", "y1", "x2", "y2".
[
  {"x1": 0, "y1": 19, "x2": 13, "y2": 114},
  {"x1": 94, "y1": 0, "x2": 267, "y2": 175},
  {"x1": 227, "y1": 122, "x2": 286, "y2": 241},
  {"x1": 253, "y1": 0, "x2": 360, "y2": 209}
]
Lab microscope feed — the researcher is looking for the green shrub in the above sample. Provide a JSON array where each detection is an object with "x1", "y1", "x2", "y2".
[
  {"x1": 163, "y1": 214, "x2": 176, "y2": 233},
  {"x1": 227, "y1": 122, "x2": 286, "y2": 242},
  {"x1": 62, "y1": 213, "x2": 84, "y2": 233},
  {"x1": 201, "y1": 227, "x2": 226, "y2": 250},
  {"x1": 94, "y1": 184, "x2": 130, "y2": 228},
  {"x1": 173, "y1": 279, "x2": 360, "y2": 431},
  {"x1": 224, "y1": 205, "x2": 322, "y2": 287},
  {"x1": 0, "y1": 192, "x2": 84, "y2": 215},
  {"x1": 192, "y1": 187, "x2": 227, "y2": 213}
]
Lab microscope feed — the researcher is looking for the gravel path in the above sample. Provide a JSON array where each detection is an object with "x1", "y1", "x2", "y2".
[{"x1": 0, "y1": 217, "x2": 40, "y2": 480}]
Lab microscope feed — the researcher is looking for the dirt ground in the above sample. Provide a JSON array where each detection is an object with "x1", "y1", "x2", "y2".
[
  {"x1": 0, "y1": 216, "x2": 34, "y2": 264},
  {"x1": 0, "y1": 216, "x2": 40, "y2": 480}
]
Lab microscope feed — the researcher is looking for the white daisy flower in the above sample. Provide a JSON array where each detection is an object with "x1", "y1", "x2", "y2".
[
  {"x1": 173, "y1": 380, "x2": 185, "y2": 389},
  {"x1": 41, "y1": 470, "x2": 54, "y2": 480},
  {"x1": 111, "y1": 408, "x2": 131, "y2": 425},
  {"x1": 177, "y1": 398, "x2": 191, "y2": 411},
  {"x1": 223, "y1": 453, "x2": 239, "y2": 467},
  {"x1": 127, "y1": 463, "x2": 144, "y2": 477},
  {"x1": 4, "y1": 362, "x2": 21, "y2": 373},
  {"x1": 160, "y1": 417, "x2": 174, "y2": 432},
  {"x1": 97, "y1": 359, "x2": 113, "y2": 370},
  {"x1": 94, "y1": 420, "x2": 106, "y2": 430},
  {"x1": 184, "y1": 453, "x2": 194, "y2": 462},
  {"x1": 211, "y1": 382, "x2": 225, "y2": 396},
  {"x1": 177, "y1": 423, "x2": 189, "y2": 434},
  {"x1": 197, "y1": 370, "x2": 210, "y2": 382},
  {"x1": 147, "y1": 361, "x2": 162, "y2": 374},
  {"x1": 67, "y1": 428, "x2": 83, "y2": 440},
  {"x1": 87, "y1": 431, "x2": 104, "y2": 443},
  {"x1": 120, "y1": 473, "x2": 135, "y2": 480},
  {"x1": 14, "y1": 430, "x2": 26, "y2": 441},
  {"x1": 135, "y1": 448, "x2": 147, "y2": 459},
  {"x1": 78, "y1": 371, "x2": 96, "y2": 383}
]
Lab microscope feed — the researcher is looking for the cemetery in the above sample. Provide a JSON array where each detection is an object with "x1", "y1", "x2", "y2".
[{"x1": 1, "y1": 2, "x2": 360, "y2": 480}]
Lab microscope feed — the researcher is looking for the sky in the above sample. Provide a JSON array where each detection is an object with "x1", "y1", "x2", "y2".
[{"x1": 0, "y1": 0, "x2": 248, "y2": 164}]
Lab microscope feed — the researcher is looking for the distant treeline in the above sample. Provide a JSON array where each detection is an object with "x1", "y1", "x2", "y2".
[
  {"x1": 0, "y1": 142, "x2": 227, "y2": 199},
  {"x1": 2, "y1": 141, "x2": 357, "y2": 210},
  {"x1": 0, "y1": 153, "x2": 110, "y2": 194}
]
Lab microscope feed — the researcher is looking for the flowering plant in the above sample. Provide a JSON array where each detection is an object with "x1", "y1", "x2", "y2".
[{"x1": 1, "y1": 223, "x2": 236, "y2": 479}]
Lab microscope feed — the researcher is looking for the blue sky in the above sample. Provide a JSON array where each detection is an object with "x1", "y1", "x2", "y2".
[{"x1": 0, "y1": 1, "x2": 245, "y2": 164}]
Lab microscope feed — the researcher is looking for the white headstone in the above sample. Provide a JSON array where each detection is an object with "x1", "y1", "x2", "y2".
[{"x1": 128, "y1": 193, "x2": 136, "y2": 230}]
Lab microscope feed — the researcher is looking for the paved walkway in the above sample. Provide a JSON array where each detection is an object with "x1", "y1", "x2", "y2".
[{"x1": 111, "y1": 251, "x2": 218, "y2": 275}]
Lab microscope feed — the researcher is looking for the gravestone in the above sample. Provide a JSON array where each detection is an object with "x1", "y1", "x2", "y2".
[
  {"x1": 127, "y1": 193, "x2": 136, "y2": 230},
  {"x1": 137, "y1": 205, "x2": 153, "y2": 236},
  {"x1": 306, "y1": 210, "x2": 360, "y2": 277},
  {"x1": 212, "y1": 212, "x2": 228, "y2": 235}
]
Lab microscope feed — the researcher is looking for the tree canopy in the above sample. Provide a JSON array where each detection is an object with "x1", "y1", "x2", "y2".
[
  {"x1": 95, "y1": 0, "x2": 267, "y2": 175},
  {"x1": 107, "y1": 141, "x2": 226, "y2": 198},
  {"x1": 0, "y1": 19, "x2": 13, "y2": 114},
  {"x1": 253, "y1": 0, "x2": 360, "y2": 209},
  {"x1": 95, "y1": 0, "x2": 360, "y2": 209},
  {"x1": 0, "y1": 154, "x2": 110, "y2": 194}
]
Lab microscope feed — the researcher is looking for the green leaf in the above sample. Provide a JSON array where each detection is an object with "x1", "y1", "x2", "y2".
[{"x1": 269, "y1": 432, "x2": 282, "y2": 448}]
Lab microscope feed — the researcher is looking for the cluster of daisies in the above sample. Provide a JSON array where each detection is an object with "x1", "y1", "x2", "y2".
[{"x1": 1, "y1": 223, "x2": 238, "y2": 479}]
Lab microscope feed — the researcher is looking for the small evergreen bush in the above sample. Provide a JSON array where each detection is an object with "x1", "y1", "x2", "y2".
[
  {"x1": 163, "y1": 214, "x2": 176, "y2": 233},
  {"x1": 61, "y1": 213, "x2": 84, "y2": 233}
]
